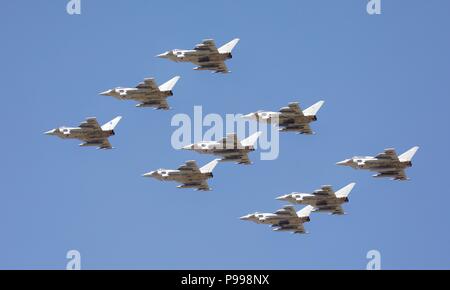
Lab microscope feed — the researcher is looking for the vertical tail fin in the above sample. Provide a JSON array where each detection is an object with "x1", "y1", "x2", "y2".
[
  {"x1": 303, "y1": 100, "x2": 325, "y2": 116},
  {"x1": 101, "y1": 116, "x2": 122, "y2": 131},
  {"x1": 158, "y1": 76, "x2": 181, "y2": 92},
  {"x1": 240, "y1": 131, "x2": 262, "y2": 147},
  {"x1": 335, "y1": 183, "x2": 356, "y2": 198},
  {"x1": 200, "y1": 159, "x2": 220, "y2": 174},
  {"x1": 297, "y1": 205, "x2": 315, "y2": 218},
  {"x1": 218, "y1": 38, "x2": 240, "y2": 54},
  {"x1": 399, "y1": 146, "x2": 419, "y2": 162}
]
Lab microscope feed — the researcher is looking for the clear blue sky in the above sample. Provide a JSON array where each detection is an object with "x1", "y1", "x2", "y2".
[{"x1": 1, "y1": 0, "x2": 449, "y2": 269}]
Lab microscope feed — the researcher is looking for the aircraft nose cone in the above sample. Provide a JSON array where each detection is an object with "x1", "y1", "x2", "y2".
[
  {"x1": 100, "y1": 90, "x2": 112, "y2": 96},
  {"x1": 44, "y1": 129, "x2": 56, "y2": 135},
  {"x1": 242, "y1": 113, "x2": 255, "y2": 120},
  {"x1": 336, "y1": 159, "x2": 351, "y2": 166},
  {"x1": 240, "y1": 215, "x2": 250, "y2": 220},
  {"x1": 276, "y1": 195, "x2": 288, "y2": 201},
  {"x1": 182, "y1": 144, "x2": 194, "y2": 150},
  {"x1": 142, "y1": 171, "x2": 156, "y2": 178},
  {"x1": 156, "y1": 52, "x2": 169, "y2": 58}
]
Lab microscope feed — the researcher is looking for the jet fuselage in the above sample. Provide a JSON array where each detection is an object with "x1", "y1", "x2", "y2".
[
  {"x1": 245, "y1": 112, "x2": 317, "y2": 125},
  {"x1": 162, "y1": 50, "x2": 232, "y2": 64},
  {"x1": 241, "y1": 213, "x2": 309, "y2": 225},
  {"x1": 345, "y1": 157, "x2": 412, "y2": 172},
  {"x1": 104, "y1": 88, "x2": 173, "y2": 101},
  {"x1": 47, "y1": 127, "x2": 114, "y2": 141},
  {"x1": 144, "y1": 169, "x2": 212, "y2": 183},
  {"x1": 187, "y1": 143, "x2": 255, "y2": 156},
  {"x1": 282, "y1": 193, "x2": 348, "y2": 208}
]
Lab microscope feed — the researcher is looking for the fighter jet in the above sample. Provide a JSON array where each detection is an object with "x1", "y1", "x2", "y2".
[
  {"x1": 240, "y1": 205, "x2": 315, "y2": 234},
  {"x1": 276, "y1": 183, "x2": 356, "y2": 215},
  {"x1": 181, "y1": 132, "x2": 262, "y2": 165},
  {"x1": 337, "y1": 147, "x2": 419, "y2": 181},
  {"x1": 157, "y1": 38, "x2": 240, "y2": 73},
  {"x1": 100, "y1": 76, "x2": 180, "y2": 110},
  {"x1": 243, "y1": 101, "x2": 325, "y2": 134},
  {"x1": 142, "y1": 159, "x2": 220, "y2": 191},
  {"x1": 44, "y1": 116, "x2": 122, "y2": 149}
]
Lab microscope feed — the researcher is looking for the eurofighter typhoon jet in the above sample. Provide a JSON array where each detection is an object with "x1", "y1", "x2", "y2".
[
  {"x1": 100, "y1": 76, "x2": 180, "y2": 110},
  {"x1": 337, "y1": 147, "x2": 419, "y2": 181},
  {"x1": 142, "y1": 159, "x2": 220, "y2": 191},
  {"x1": 243, "y1": 101, "x2": 325, "y2": 134},
  {"x1": 276, "y1": 183, "x2": 356, "y2": 215},
  {"x1": 181, "y1": 132, "x2": 262, "y2": 165},
  {"x1": 240, "y1": 205, "x2": 315, "y2": 234},
  {"x1": 157, "y1": 38, "x2": 240, "y2": 73},
  {"x1": 44, "y1": 116, "x2": 122, "y2": 149}
]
